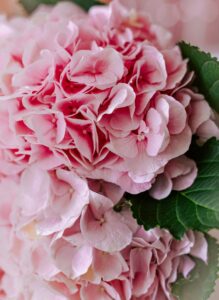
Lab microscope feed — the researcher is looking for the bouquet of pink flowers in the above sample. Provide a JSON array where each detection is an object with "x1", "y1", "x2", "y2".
[{"x1": 0, "y1": 0, "x2": 219, "y2": 299}]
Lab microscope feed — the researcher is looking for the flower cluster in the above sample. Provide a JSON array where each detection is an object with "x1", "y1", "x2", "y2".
[
  {"x1": 0, "y1": 1, "x2": 217, "y2": 299},
  {"x1": 0, "y1": 168, "x2": 207, "y2": 299},
  {"x1": 0, "y1": 0, "x2": 218, "y2": 195}
]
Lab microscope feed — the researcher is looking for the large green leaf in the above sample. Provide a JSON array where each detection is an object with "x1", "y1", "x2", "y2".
[
  {"x1": 20, "y1": 0, "x2": 103, "y2": 13},
  {"x1": 173, "y1": 235, "x2": 219, "y2": 300},
  {"x1": 179, "y1": 41, "x2": 219, "y2": 113},
  {"x1": 130, "y1": 138, "x2": 219, "y2": 239}
]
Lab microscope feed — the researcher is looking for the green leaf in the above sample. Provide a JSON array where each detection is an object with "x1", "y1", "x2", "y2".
[
  {"x1": 20, "y1": 0, "x2": 58, "y2": 12},
  {"x1": 179, "y1": 41, "x2": 219, "y2": 113},
  {"x1": 20, "y1": 0, "x2": 103, "y2": 13},
  {"x1": 173, "y1": 235, "x2": 219, "y2": 300},
  {"x1": 130, "y1": 138, "x2": 219, "y2": 239},
  {"x1": 72, "y1": 0, "x2": 103, "y2": 10}
]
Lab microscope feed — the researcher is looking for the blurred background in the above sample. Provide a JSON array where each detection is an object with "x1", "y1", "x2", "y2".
[
  {"x1": 119, "y1": 0, "x2": 219, "y2": 57},
  {"x1": 0, "y1": 0, "x2": 25, "y2": 16},
  {"x1": 1, "y1": 0, "x2": 219, "y2": 54},
  {"x1": 0, "y1": 0, "x2": 218, "y2": 299}
]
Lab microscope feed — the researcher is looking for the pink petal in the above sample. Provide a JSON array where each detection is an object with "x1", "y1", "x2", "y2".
[
  {"x1": 160, "y1": 126, "x2": 192, "y2": 162},
  {"x1": 197, "y1": 119, "x2": 219, "y2": 142},
  {"x1": 81, "y1": 195, "x2": 133, "y2": 252},
  {"x1": 190, "y1": 232, "x2": 208, "y2": 263},
  {"x1": 98, "y1": 83, "x2": 135, "y2": 121},
  {"x1": 19, "y1": 166, "x2": 50, "y2": 216},
  {"x1": 53, "y1": 239, "x2": 92, "y2": 279},
  {"x1": 189, "y1": 100, "x2": 211, "y2": 133},
  {"x1": 179, "y1": 256, "x2": 195, "y2": 278},
  {"x1": 81, "y1": 283, "x2": 119, "y2": 300},
  {"x1": 163, "y1": 47, "x2": 187, "y2": 90},
  {"x1": 130, "y1": 248, "x2": 156, "y2": 297},
  {"x1": 56, "y1": 169, "x2": 90, "y2": 218},
  {"x1": 160, "y1": 95, "x2": 187, "y2": 135},
  {"x1": 149, "y1": 173, "x2": 173, "y2": 200},
  {"x1": 109, "y1": 134, "x2": 138, "y2": 158},
  {"x1": 93, "y1": 250, "x2": 128, "y2": 281},
  {"x1": 69, "y1": 48, "x2": 124, "y2": 90}
]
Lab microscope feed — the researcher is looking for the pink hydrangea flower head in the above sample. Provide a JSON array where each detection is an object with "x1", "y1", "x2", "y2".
[
  {"x1": 0, "y1": 1, "x2": 216, "y2": 299},
  {"x1": 0, "y1": 170, "x2": 208, "y2": 299},
  {"x1": 0, "y1": 0, "x2": 216, "y2": 194}
]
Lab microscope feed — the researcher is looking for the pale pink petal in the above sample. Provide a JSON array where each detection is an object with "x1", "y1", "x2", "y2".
[
  {"x1": 179, "y1": 256, "x2": 195, "y2": 278},
  {"x1": 159, "y1": 95, "x2": 187, "y2": 135},
  {"x1": 108, "y1": 135, "x2": 138, "y2": 158},
  {"x1": 69, "y1": 48, "x2": 124, "y2": 90},
  {"x1": 197, "y1": 119, "x2": 219, "y2": 142},
  {"x1": 93, "y1": 250, "x2": 128, "y2": 281},
  {"x1": 56, "y1": 169, "x2": 90, "y2": 218},
  {"x1": 0, "y1": 179, "x2": 18, "y2": 225},
  {"x1": 160, "y1": 126, "x2": 192, "y2": 161},
  {"x1": 163, "y1": 47, "x2": 187, "y2": 90},
  {"x1": 189, "y1": 99, "x2": 211, "y2": 133},
  {"x1": 133, "y1": 45, "x2": 167, "y2": 93},
  {"x1": 53, "y1": 239, "x2": 92, "y2": 279},
  {"x1": 166, "y1": 156, "x2": 198, "y2": 191},
  {"x1": 81, "y1": 194, "x2": 133, "y2": 252},
  {"x1": 19, "y1": 166, "x2": 50, "y2": 216},
  {"x1": 149, "y1": 173, "x2": 173, "y2": 200},
  {"x1": 98, "y1": 83, "x2": 135, "y2": 121},
  {"x1": 31, "y1": 243, "x2": 59, "y2": 280},
  {"x1": 190, "y1": 232, "x2": 208, "y2": 263},
  {"x1": 130, "y1": 248, "x2": 156, "y2": 297},
  {"x1": 81, "y1": 283, "x2": 119, "y2": 300}
]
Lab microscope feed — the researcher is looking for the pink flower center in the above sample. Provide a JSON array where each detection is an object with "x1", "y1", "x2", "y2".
[
  {"x1": 99, "y1": 217, "x2": 105, "y2": 225},
  {"x1": 137, "y1": 132, "x2": 146, "y2": 141}
]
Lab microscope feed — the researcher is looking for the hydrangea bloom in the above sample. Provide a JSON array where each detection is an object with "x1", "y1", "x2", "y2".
[
  {"x1": 0, "y1": 0, "x2": 218, "y2": 195},
  {"x1": 0, "y1": 1, "x2": 217, "y2": 299},
  {"x1": 0, "y1": 172, "x2": 208, "y2": 299}
]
